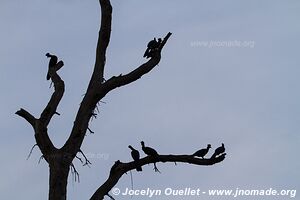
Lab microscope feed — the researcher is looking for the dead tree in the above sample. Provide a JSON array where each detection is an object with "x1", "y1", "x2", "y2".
[{"x1": 16, "y1": 0, "x2": 225, "y2": 200}]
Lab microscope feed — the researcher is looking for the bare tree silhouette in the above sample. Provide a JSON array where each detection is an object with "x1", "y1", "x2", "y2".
[{"x1": 16, "y1": 0, "x2": 226, "y2": 200}]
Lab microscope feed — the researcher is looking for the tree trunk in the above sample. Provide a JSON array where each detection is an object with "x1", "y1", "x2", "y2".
[{"x1": 49, "y1": 163, "x2": 70, "y2": 200}]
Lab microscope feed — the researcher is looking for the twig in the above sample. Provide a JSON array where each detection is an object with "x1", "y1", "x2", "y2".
[
  {"x1": 95, "y1": 105, "x2": 100, "y2": 114},
  {"x1": 75, "y1": 155, "x2": 84, "y2": 164},
  {"x1": 79, "y1": 149, "x2": 92, "y2": 167},
  {"x1": 49, "y1": 81, "x2": 53, "y2": 89},
  {"x1": 153, "y1": 163, "x2": 161, "y2": 173},
  {"x1": 87, "y1": 127, "x2": 95, "y2": 134},
  {"x1": 130, "y1": 170, "x2": 133, "y2": 191},
  {"x1": 26, "y1": 144, "x2": 38, "y2": 160},
  {"x1": 107, "y1": 193, "x2": 115, "y2": 200},
  {"x1": 38, "y1": 155, "x2": 44, "y2": 164},
  {"x1": 90, "y1": 111, "x2": 97, "y2": 121},
  {"x1": 70, "y1": 163, "x2": 80, "y2": 183}
]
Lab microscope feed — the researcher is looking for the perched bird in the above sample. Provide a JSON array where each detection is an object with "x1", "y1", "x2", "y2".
[
  {"x1": 193, "y1": 144, "x2": 211, "y2": 158},
  {"x1": 211, "y1": 143, "x2": 225, "y2": 158},
  {"x1": 141, "y1": 141, "x2": 158, "y2": 156},
  {"x1": 46, "y1": 53, "x2": 58, "y2": 80},
  {"x1": 143, "y1": 38, "x2": 161, "y2": 58},
  {"x1": 128, "y1": 145, "x2": 142, "y2": 172},
  {"x1": 141, "y1": 141, "x2": 160, "y2": 172}
]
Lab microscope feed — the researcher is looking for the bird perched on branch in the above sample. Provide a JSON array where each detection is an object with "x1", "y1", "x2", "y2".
[
  {"x1": 128, "y1": 145, "x2": 142, "y2": 172},
  {"x1": 193, "y1": 144, "x2": 211, "y2": 159},
  {"x1": 211, "y1": 143, "x2": 225, "y2": 159},
  {"x1": 46, "y1": 53, "x2": 58, "y2": 80},
  {"x1": 141, "y1": 141, "x2": 160, "y2": 172},
  {"x1": 141, "y1": 141, "x2": 158, "y2": 157},
  {"x1": 143, "y1": 38, "x2": 162, "y2": 58}
]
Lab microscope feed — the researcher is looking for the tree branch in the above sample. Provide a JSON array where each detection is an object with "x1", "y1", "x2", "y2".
[
  {"x1": 36, "y1": 62, "x2": 65, "y2": 161},
  {"x1": 103, "y1": 32, "x2": 172, "y2": 91},
  {"x1": 40, "y1": 61, "x2": 65, "y2": 126},
  {"x1": 62, "y1": 8, "x2": 171, "y2": 161},
  {"x1": 15, "y1": 108, "x2": 36, "y2": 127},
  {"x1": 90, "y1": 153, "x2": 226, "y2": 200},
  {"x1": 16, "y1": 61, "x2": 64, "y2": 162},
  {"x1": 15, "y1": 61, "x2": 64, "y2": 128},
  {"x1": 91, "y1": 0, "x2": 112, "y2": 84},
  {"x1": 62, "y1": 0, "x2": 112, "y2": 157}
]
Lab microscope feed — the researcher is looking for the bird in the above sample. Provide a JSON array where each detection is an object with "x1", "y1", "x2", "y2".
[
  {"x1": 46, "y1": 53, "x2": 58, "y2": 80},
  {"x1": 143, "y1": 38, "x2": 161, "y2": 58},
  {"x1": 193, "y1": 144, "x2": 211, "y2": 158},
  {"x1": 211, "y1": 143, "x2": 225, "y2": 158},
  {"x1": 141, "y1": 141, "x2": 160, "y2": 172},
  {"x1": 128, "y1": 145, "x2": 142, "y2": 172},
  {"x1": 141, "y1": 141, "x2": 158, "y2": 157}
]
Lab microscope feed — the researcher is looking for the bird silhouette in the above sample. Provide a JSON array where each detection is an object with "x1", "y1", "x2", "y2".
[
  {"x1": 193, "y1": 144, "x2": 211, "y2": 158},
  {"x1": 46, "y1": 53, "x2": 58, "y2": 80},
  {"x1": 141, "y1": 141, "x2": 158, "y2": 156},
  {"x1": 141, "y1": 141, "x2": 160, "y2": 173},
  {"x1": 211, "y1": 143, "x2": 225, "y2": 159},
  {"x1": 128, "y1": 145, "x2": 142, "y2": 172},
  {"x1": 143, "y1": 38, "x2": 161, "y2": 58}
]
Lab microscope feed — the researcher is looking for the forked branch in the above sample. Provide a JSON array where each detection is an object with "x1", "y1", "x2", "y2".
[
  {"x1": 63, "y1": 6, "x2": 171, "y2": 159},
  {"x1": 16, "y1": 61, "x2": 65, "y2": 162}
]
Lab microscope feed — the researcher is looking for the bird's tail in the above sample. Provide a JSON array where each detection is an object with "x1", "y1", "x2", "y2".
[{"x1": 134, "y1": 161, "x2": 142, "y2": 172}]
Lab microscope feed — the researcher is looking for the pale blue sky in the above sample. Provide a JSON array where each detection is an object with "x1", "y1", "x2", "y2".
[{"x1": 0, "y1": 1, "x2": 299, "y2": 199}]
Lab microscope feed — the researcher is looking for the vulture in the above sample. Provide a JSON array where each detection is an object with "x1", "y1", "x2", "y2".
[
  {"x1": 143, "y1": 38, "x2": 161, "y2": 58},
  {"x1": 141, "y1": 141, "x2": 160, "y2": 172},
  {"x1": 141, "y1": 141, "x2": 158, "y2": 156},
  {"x1": 211, "y1": 143, "x2": 225, "y2": 158},
  {"x1": 46, "y1": 53, "x2": 58, "y2": 80},
  {"x1": 193, "y1": 144, "x2": 211, "y2": 158},
  {"x1": 128, "y1": 145, "x2": 142, "y2": 172}
]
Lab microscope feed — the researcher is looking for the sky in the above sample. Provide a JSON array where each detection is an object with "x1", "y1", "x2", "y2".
[{"x1": 0, "y1": 0, "x2": 300, "y2": 199}]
